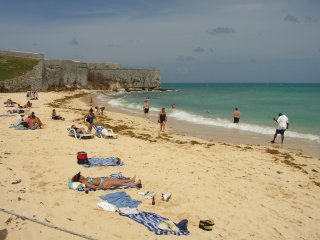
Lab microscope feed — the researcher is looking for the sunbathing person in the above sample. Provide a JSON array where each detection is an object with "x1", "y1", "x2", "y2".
[
  {"x1": 5, "y1": 98, "x2": 16, "y2": 107},
  {"x1": 70, "y1": 125, "x2": 89, "y2": 134},
  {"x1": 51, "y1": 109, "x2": 65, "y2": 120},
  {"x1": 71, "y1": 172, "x2": 142, "y2": 189},
  {"x1": 7, "y1": 109, "x2": 24, "y2": 114}
]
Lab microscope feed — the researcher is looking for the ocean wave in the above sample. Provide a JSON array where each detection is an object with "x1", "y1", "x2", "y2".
[
  {"x1": 169, "y1": 110, "x2": 320, "y2": 143},
  {"x1": 106, "y1": 97, "x2": 161, "y2": 114}
]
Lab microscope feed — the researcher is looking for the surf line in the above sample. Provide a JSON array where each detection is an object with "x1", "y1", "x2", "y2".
[{"x1": 0, "y1": 206, "x2": 98, "y2": 240}]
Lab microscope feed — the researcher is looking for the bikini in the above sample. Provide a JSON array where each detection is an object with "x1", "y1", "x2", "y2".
[{"x1": 87, "y1": 177, "x2": 106, "y2": 185}]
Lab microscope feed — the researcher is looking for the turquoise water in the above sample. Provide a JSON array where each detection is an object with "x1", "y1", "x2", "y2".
[{"x1": 98, "y1": 83, "x2": 320, "y2": 143}]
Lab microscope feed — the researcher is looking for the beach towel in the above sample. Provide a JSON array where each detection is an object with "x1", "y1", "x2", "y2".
[
  {"x1": 76, "y1": 173, "x2": 138, "y2": 191},
  {"x1": 119, "y1": 211, "x2": 190, "y2": 235},
  {"x1": 100, "y1": 191, "x2": 141, "y2": 208},
  {"x1": 81, "y1": 157, "x2": 124, "y2": 168}
]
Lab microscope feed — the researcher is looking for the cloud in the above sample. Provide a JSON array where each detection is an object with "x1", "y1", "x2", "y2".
[
  {"x1": 304, "y1": 16, "x2": 318, "y2": 23},
  {"x1": 176, "y1": 66, "x2": 190, "y2": 75},
  {"x1": 193, "y1": 47, "x2": 205, "y2": 53},
  {"x1": 176, "y1": 56, "x2": 195, "y2": 61},
  {"x1": 68, "y1": 38, "x2": 79, "y2": 46},
  {"x1": 208, "y1": 27, "x2": 235, "y2": 36},
  {"x1": 284, "y1": 14, "x2": 299, "y2": 23},
  {"x1": 208, "y1": 48, "x2": 214, "y2": 53}
]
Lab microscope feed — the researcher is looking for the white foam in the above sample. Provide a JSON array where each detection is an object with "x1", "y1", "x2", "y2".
[
  {"x1": 98, "y1": 95, "x2": 320, "y2": 144},
  {"x1": 169, "y1": 110, "x2": 320, "y2": 143}
]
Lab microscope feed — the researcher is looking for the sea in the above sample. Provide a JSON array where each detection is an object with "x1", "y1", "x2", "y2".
[{"x1": 97, "y1": 83, "x2": 320, "y2": 146}]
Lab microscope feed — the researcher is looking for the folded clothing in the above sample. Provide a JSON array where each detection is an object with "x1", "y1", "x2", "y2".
[{"x1": 100, "y1": 191, "x2": 142, "y2": 208}]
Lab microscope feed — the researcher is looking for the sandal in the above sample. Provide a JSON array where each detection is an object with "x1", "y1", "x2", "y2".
[
  {"x1": 200, "y1": 219, "x2": 215, "y2": 226},
  {"x1": 199, "y1": 222, "x2": 213, "y2": 231}
]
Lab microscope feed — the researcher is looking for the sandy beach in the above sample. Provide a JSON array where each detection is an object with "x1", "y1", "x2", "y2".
[{"x1": 1, "y1": 90, "x2": 320, "y2": 240}]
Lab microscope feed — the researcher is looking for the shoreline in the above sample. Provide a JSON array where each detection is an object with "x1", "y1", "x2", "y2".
[
  {"x1": 1, "y1": 90, "x2": 320, "y2": 240},
  {"x1": 92, "y1": 92, "x2": 320, "y2": 158}
]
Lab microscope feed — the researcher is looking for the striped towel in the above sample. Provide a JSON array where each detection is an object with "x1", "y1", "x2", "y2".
[
  {"x1": 81, "y1": 157, "x2": 124, "y2": 168},
  {"x1": 77, "y1": 173, "x2": 136, "y2": 191},
  {"x1": 119, "y1": 211, "x2": 190, "y2": 235}
]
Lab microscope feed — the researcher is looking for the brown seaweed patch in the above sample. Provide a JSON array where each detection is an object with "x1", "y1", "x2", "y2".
[
  {"x1": 244, "y1": 146, "x2": 253, "y2": 150},
  {"x1": 190, "y1": 140, "x2": 201, "y2": 145},
  {"x1": 281, "y1": 153, "x2": 295, "y2": 161},
  {"x1": 175, "y1": 140, "x2": 188, "y2": 144},
  {"x1": 282, "y1": 160, "x2": 308, "y2": 174},
  {"x1": 311, "y1": 169, "x2": 318, "y2": 173},
  {"x1": 266, "y1": 148, "x2": 280, "y2": 154},
  {"x1": 47, "y1": 92, "x2": 90, "y2": 108},
  {"x1": 206, "y1": 143, "x2": 215, "y2": 148},
  {"x1": 313, "y1": 181, "x2": 320, "y2": 187}
]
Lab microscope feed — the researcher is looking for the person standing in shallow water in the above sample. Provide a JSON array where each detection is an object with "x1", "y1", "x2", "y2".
[
  {"x1": 232, "y1": 108, "x2": 241, "y2": 123},
  {"x1": 271, "y1": 113, "x2": 289, "y2": 144},
  {"x1": 143, "y1": 100, "x2": 150, "y2": 119},
  {"x1": 158, "y1": 108, "x2": 167, "y2": 132}
]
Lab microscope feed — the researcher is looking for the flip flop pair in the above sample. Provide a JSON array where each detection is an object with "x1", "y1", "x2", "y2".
[{"x1": 199, "y1": 219, "x2": 214, "y2": 231}]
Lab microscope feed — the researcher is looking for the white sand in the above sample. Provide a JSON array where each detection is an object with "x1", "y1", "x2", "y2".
[{"x1": 0, "y1": 90, "x2": 319, "y2": 240}]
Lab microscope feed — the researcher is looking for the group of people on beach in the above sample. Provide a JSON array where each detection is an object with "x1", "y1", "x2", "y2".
[
  {"x1": 144, "y1": 100, "x2": 289, "y2": 143},
  {"x1": 26, "y1": 89, "x2": 38, "y2": 100},
  {"x1": 143, "y1": 99, "x2": 167, "y2": 132}
]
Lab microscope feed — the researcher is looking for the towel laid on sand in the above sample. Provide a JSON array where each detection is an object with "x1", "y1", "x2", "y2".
[
  {"x1": 119, "y1": 211, "x2": 190, "y2": 235},
  {"x1": 76, "y1": 173, "x2": 138, "y2": 191},
  {"x1": 81, "y1": 157, "x2": 124, "y2": 168},
  {"x1": 100, "y1": 191, "x2": 141, "y2": 208}
]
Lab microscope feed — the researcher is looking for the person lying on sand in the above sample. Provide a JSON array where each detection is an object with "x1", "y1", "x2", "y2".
[{"x1": 71, "y1": 172, "x2": 142, "y2": 189}]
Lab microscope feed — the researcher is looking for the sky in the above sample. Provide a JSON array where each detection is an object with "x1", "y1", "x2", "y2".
[{"x1": 0, "y1": 0, "x2": 319, "y2": 83}]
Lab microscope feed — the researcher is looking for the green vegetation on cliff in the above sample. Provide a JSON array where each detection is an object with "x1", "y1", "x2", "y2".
[{"x1": 0, "y1": 55, "x2": 39, "y2": 81}]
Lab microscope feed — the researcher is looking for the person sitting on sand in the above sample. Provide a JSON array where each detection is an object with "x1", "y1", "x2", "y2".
[
  {"x1": 23, "y1": 101, "x2": 32, "y2": 109},
  {"x1": 84, "y1": 108, "x2": 95, "y2": 132},
  {"x1": 51, "y1": 109, "x2": 65, "y2": 120},
  {"x1": 70, "y1": 125, "x2": 88, "y2": 134},
  {"x1": 25, "y1": 112, "x2": 44, "y2": 129},
  {"x1": 71, "y1": 172, "x2": 142, "y2": 189}
]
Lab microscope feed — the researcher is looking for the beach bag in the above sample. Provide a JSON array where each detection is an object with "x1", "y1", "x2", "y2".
[{"x1": 77, "y1": 151, "x2": 89, "y2": 165}]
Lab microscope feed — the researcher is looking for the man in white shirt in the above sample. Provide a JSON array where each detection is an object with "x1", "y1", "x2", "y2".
[{"x1": 270, "y1": 113, "x2": 289, "y2": 144}]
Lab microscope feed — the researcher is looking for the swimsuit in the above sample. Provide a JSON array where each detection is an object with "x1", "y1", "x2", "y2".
[
  {"x1": 87, "y1": 177, "x2": 106, "y2": 185},
  {"x1": 159, "y1": 113, "x2": 166, "y2": 123},
  {"x1": 86, "y1": 114, "x2": 94, "y2": 124}
]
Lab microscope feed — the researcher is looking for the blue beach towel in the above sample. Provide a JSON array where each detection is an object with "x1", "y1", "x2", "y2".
[
  {"x1": 81, "y1": 157, "x2": 124, "y2": 168},
  {"x1": 100, "y1": 191, "x2": 141, "y2": 208},
  {"x1": 119, "y1": 211, "x2": 190, "y2": 236},
  {"x1": 76, "y1": 173, "x2": 137, "y2": 191}
]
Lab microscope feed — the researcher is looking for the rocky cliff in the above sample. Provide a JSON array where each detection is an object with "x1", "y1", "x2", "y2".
[{"x1": 0, "y1": 49, "x2": 161, "y2": 92}]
